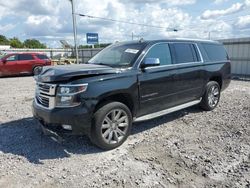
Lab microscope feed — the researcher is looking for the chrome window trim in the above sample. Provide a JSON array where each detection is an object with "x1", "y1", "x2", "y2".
[
  {"x1": 137, "y1": 42, "x2": 204, "y2": 70},
  {"x1": 143, "y1": 61, "x2": 204, "y2": 71},
  {"x1": 194, "y1": 43, "x2": 204, "y2": 63}
]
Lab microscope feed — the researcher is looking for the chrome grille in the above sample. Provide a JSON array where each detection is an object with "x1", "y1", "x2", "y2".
[
  {"x1": 37, "y1": 95, "x2": 50, "y2": 108},
  {"x1": 38, "y1": 83, "x2": 50, "y2": 93},
  {"x1": 35, "y1": 82, "x2": 56, "y2": 109},
  {"x1": 37, "y1": 82, "x2": 56, "y2": 95}
]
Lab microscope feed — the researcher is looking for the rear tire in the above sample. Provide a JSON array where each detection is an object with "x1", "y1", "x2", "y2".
[
  {"x1": 90, "y1": 102, "x2": 132, "y2": 150},
  {"x1": 200, "y1": 81, "x2": 221, "y2": 111}
]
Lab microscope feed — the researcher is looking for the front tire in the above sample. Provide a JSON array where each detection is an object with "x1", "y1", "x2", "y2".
[
  {"x1": 90, "y1": 102, "x2": 132, "y2": 150},
  {"x1": 200, "y1": 81, "x2": 221, "y2": 111},
  {"x1": 33, "y1": 66, "x2": 42, "y2": 75}
]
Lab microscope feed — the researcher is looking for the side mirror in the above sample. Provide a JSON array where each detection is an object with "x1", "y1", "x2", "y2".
[
  {"x1": 2, "y1": 59, "x2": 6, "y2": 64},
  {"x1": 141, "y1": 58, "x2": 160, "y2": 68}
]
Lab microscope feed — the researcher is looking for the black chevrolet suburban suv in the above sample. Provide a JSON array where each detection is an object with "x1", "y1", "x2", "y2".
[{"x1": 33, "y1": 39, "x2": 231, "y2": 150}]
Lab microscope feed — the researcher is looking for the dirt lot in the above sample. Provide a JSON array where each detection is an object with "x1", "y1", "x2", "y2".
[{"x1": 0, "y1": 77, "x2": 249, "y2": 188}]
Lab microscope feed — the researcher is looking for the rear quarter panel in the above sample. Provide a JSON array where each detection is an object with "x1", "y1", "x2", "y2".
[{"x1": 203, "y1": 61, "x2": 231, "y2": 91}]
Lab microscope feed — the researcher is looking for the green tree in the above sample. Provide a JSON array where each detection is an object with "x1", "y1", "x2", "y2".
[
  {"x1": 23, "y1": 39, "x2": 47, "y2": 49},
  {"x1": 78, "y1": 44, "x2": 91, "y2": 49},
  {"x1": 99, "y1": 43, "x2": 111, "y2": 48},
  {"x1": 10, "y1": 37, "x2": 23, "y2": 48},
  {"x1": 0, "y1": 35, "x2": 10, "y2": 45}
]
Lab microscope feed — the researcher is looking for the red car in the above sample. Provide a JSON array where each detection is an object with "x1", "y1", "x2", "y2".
[{"x1": 0, "y1": 53, "x2": 52, "y2": 77}]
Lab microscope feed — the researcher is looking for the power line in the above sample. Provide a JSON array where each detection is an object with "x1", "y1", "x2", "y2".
[
  {"x1": 77, "y1": 12, "x2": 250, "y2": 33},
  {"x1": 76, "y1": 12, "x2": 250, "y2": 41},
  {"x1": 77, "y1": 13, "x2": 178, "y2": 31}
]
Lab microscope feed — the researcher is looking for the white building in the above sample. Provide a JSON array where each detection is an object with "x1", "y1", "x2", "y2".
[{"x1": 0, "y1": 45, "x2": 11, "y2": 50}]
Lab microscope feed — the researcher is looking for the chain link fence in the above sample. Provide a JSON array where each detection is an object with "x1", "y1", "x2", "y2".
[
  {"x1": 1, "y1": 48, "x2": 103, "y2": 64},
  {"x1": 2, "y1": 38, "x2": 250, "y2": 80}
]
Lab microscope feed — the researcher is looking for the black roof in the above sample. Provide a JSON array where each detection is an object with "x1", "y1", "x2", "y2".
[{"x1": 117, "y1": 38, "x2": 220, "y2": 45}]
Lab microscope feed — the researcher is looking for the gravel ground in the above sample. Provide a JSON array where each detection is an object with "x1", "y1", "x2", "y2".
[{"x1": 0, "y1": 77, "x2": 249, "y2": 188}]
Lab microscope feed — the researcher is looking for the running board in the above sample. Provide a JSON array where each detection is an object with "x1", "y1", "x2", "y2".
[{"x1": 134, "y1": 99, "x2": 201, "y2": 122}]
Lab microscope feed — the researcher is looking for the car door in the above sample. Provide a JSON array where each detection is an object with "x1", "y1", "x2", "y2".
[
  {"x1": 1, "y1": 54, "x2": 18, "y2": 76},
  {"x1": 137, "y1": 43, "x2": 179, "y2": 116},
  {"x1": 16, "y1": 54, "x2": 35, "y2": 74},
  {"x1": 170, "y1": 42, "x2": 204, "y2": 105}
]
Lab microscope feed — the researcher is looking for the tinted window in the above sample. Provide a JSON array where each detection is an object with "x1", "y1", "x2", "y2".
[
  {"x1": 202, "y1": 43, "x2": 228, "y2": 61},
  {"x1": 173, "y1": 43, "x2": 197, "y2": 64},
  {"x1": 197, "y1": 43, "x2": 210, "y2": 62},
  {"x1": 6, "y1": 55, "x2": 18, "y2": 61},
  {"x1": 144, "y1": 43, "x2": 172, "y2": 66},
  {"x1": 18, "y1": 54, "x2": 34, "y2": 60},
  {"x1": 36, "y1": 54, "x2": 49, "y2": 60}
]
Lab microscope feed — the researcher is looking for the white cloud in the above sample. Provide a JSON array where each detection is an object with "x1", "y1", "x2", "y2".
[
  {"x1": 74, "y1": 1, "x2": 193, "y2": 42},
  {"x1": 119, "y1": 0, "x2": 196, "y2": 6},
  {"x1": 214, "y1": 0, "x2": 228, "y2": 4},
  {"x1": 25, "y1": 15, "x2": 62, "y2": 36},
  {"x1": 0, "y1": 0, "x2": 249, "y2": 47},
  {"x1": 0, "y1": 24, "x2": 15, "y2": 33},
  {"x1": 201, "y1": 0, "x2": 250, "y2": 20},
  {"x1": 236, "y1": 15, "x2": 250, "y2": 28},
  {"x1": 245, "y1": 0, "x2": 250, "y2": 6},
  {"x1": 169, "y1": 0, "x2": 196, "y2": 5},
  {"x1": 201, "y1": 3, "x2": 244, "y2": 19},
  {"x1": 26, "y1": 16, "x2": 51, "y2": 25}
]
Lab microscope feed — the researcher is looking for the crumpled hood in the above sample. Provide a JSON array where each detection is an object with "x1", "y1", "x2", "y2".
[{"x1": 35, "y1": 64, "x2": 119, "y2": 82}]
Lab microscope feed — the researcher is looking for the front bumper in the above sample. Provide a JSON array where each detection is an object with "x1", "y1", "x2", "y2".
[{"x1": 32, "y1": 100, "x2": 92, "y2": 135}]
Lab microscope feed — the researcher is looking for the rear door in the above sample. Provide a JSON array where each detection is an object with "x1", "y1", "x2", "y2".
[
  {"x1": 170, "y1": 42, "x2": 204, "y2": 105},
  {"x1": 1, "y1": 54, "x2": 19, "y2": 76},
  {"x1": 16, "y1": 54, "x2": 35, "y2": 74},
  {"x1": 137, "y1": 43, "x2": 179, "y2": 116}
]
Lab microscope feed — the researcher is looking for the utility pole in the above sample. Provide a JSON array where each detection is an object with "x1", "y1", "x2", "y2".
[
  {"x1": 132, "y1": 32, "x2": 134, "y2": 40},
  {"x1": 70, "y1": 0, "x2": 79, "y2": 64},
  {"x1": 208, "y1": 31, "x2": 211, "y2": 40}
]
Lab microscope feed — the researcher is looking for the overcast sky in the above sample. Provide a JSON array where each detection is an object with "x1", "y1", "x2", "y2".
[{"x1": 0, "y1": 0, "x2": 250, "y2": 47}]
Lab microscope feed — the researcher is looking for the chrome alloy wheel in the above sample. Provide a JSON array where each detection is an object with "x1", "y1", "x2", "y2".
[
  {"x1": 208, "y1": 85, "x2": 219, "y2": 107},
  {"x1": 101, "y1": 109, "x2": 129, "y2": 144}
]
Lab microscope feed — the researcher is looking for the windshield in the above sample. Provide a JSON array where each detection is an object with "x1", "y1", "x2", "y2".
[{"x1": 89, "y1": 43, "x2": 146, "y2": 68}]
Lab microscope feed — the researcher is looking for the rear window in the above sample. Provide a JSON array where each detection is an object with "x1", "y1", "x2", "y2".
[
  {"x1": 201, "y1": 43, "x2": 228, "y2": 61},
  {"x1": 36, "y1": 54, "x2": 49, "y2": 60},
  {"x1": 173, "y1": 43, "x2": 198, "y2": 64},
  {"x1": 18, "y1": 54, "x2": 34, "y2": 60}
]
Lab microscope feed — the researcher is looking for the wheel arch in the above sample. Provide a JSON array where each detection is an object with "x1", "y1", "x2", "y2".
[
  {"x1": 209, "y1": 75, "x2": 222, "y2": 89},
  {"x1": 94, "y1": 93, "x2": 136, "y2": 117}
]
